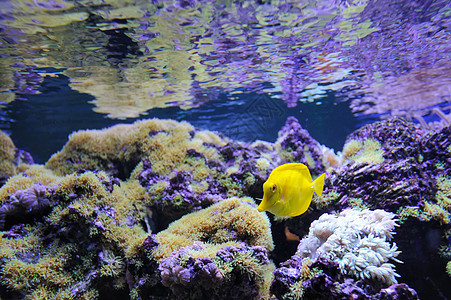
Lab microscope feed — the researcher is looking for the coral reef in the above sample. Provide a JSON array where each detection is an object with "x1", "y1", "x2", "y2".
[
  {"x1": 118, "y1": 198, "x2": 275, "y2": 300},
  {"x1": 322, "y1": 118, "x2": 437, "y2": 212},
  {"x1": 0, "y1": 170, "x2": 149, "y2": 299},
  {"x1": 273, "y1": 116, "x2": 327, "y2": 175},
  {"x1": 46, "y1": 117, "x2": 328, "y2": 226},
  {"x1": 153, "y1": 197, "x2": 274, "y2": 261},
  {"x1": 1, "y1": 116, "x2": 451, "y2": 299}
]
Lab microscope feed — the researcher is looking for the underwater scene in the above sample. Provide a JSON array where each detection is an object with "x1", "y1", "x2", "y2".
[{"x1": 0, "y1": 0, "x2": 450, "y2": 299}]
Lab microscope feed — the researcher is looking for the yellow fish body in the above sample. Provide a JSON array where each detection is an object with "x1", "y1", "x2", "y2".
[{"x1": 257, "y1": 163, "x2": 325, "y2": 217}]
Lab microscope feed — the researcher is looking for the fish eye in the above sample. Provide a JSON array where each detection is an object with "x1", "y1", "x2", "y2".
[{"x1": 272, "y1": 184, "x2": 276, "y2": 192}]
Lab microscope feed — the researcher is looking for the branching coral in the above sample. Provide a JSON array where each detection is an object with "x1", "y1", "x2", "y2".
[{"x1": 296, "y1": 209, "x2": 401, "y2": 285}]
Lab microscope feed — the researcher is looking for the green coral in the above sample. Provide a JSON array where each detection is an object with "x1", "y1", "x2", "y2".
[
  {"x1": 396, "y1": 206, "x2": 420, "y2": 224},
  {"x1": 347, "y1": 197, "x2": 368, "y2": 210},
  {"x1": 0, "y1": 130, "x2": 18, "y2": 182},
  {"x1": 419, "y1": 176, "x2": 451, "y2": 225},
  {"x1": 342, "y1": 138, "x2": 384, "y2": 164},
  {"x1": 0, "y1": 170, "x2": 150, "y2": 299},
  {"x1": 0, "y1": 225, "x2": 76, "y2": 299},
  {"x1": 45, "y1": 119, "x2": 231, "y2": 178},
  {"x1": 312, "y1": 190, "x2": 340, "y2": 209}
]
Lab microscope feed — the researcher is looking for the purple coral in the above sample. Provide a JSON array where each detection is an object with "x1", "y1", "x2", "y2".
[
  {"x1": 271, "y1": 256, "x2": 419, "y2": 299},
  {"x1": 421, "y1": 125, "x2": 451, "y2": 177},
  {"x1": 0, "y1": 183, "x2": 53, "y2": 230},
  {"x1": 323, "y1": 118, "x2": 438, "y2": 212},
  {"x1": 378, "y1": 284, "x2": 419, "y2": 300},
  {"x1": 158, "y1": 242, "x2": 271, "y2": 300},
  {"x1": 325, "y1": 158, "x2": 436, "y2": 211},
  {"x1": 345, "y1": 118, "x2": 425, "y2": 161},
  {"x1": 158, "y1": 242, "x2": 225, "y2": 298},
  {"x1": 13, "y1": 149, "x2": 34, "y2": 166},
  {"x1": 276, "y1": 116, "x2": 326, "y2": 175}
]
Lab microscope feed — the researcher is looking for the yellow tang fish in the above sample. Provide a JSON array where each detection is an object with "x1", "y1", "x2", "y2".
[{"x1": 257, "y1": 163, "x2": 325, "y2": 217}]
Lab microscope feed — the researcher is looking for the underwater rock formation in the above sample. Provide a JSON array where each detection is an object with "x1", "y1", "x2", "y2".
[
  {"x1": 274, "y1": 116, "x2": 326, "y2": 175},
  {"x1": 1, "y1": 116, "x2": 450, "y2": 299},
  {"x1": 117, "y1": 198, "x2": 275, "y2": 299},
  {"x1": 321, "y1": 118, "x2": 447, "y2": 214},
  {"x1": 0, "y1": 130, "x2": 34, "y2": 186}
]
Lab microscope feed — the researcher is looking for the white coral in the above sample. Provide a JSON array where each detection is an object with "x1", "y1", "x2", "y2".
[{"x1": 296, "y1": 208, "x2": 402, "y2": 285}]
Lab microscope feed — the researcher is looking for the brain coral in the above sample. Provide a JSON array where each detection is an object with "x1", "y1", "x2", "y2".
[{"x1": 296, "y1": 208, "x2": 401, "y2": 285}]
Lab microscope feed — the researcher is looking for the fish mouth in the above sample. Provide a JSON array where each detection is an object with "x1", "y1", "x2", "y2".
[
  {"x1": 256, "y1": 198, "x2": 272, "y2": 212},
  {"x1": 255, "y1": 198, "x2": 264, "y2": 212}
]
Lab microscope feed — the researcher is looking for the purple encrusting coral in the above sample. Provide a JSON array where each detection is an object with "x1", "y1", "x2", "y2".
[
  {"x1": 325, "y1": 158, "x2": 436, "y2": 211},
  {"x1": 421, "y1": 125, "x2": 451, "y2": 177},
  {"x1": 0, "y1": 183, "x2": 54, "y2": 230},
  {"x1": 158, "y1": 241, "x2": 271, "y2": 300},
  {"x1": 322, "y1": 118, "x2": 444, "y2": 212},
  {"x1": 345, "y1": 118, "x2": 425, "y2": 161},
  {"x1": 276, "y1": 116, "x2": 326, "y2": 175}
]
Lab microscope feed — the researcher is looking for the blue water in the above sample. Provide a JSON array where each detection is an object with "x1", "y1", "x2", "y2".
[{"x1": 3, "y1": 73, "x2": 364, "y2": 163}]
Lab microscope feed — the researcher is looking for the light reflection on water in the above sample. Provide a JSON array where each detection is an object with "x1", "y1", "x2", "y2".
[
  {"x1": 0, "y1": 0, "x2": 450, "y2": 143},
  {"x1": 2, "y1": 73, "x2": 360, "y2": 162}
]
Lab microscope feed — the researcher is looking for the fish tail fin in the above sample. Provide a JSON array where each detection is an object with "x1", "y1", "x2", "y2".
[{"x1": 312, "y1": 173, "x2": 326, "y2": 196}]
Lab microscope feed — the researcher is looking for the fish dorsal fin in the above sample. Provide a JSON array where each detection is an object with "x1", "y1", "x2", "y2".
[{"x1": 271, "y1": 163, "x2": 312, "y2": 182}]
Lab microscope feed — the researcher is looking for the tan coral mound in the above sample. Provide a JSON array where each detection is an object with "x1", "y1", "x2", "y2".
[
  {"x1": 153, "y1": 197, "x2": 274, "y2": 261},
  {"x1": 0, "y1": 130, "x2": 18, "y2": 181},
  {"x1": 45, "y1": 118, "x2": 228, "y2": 177}
]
